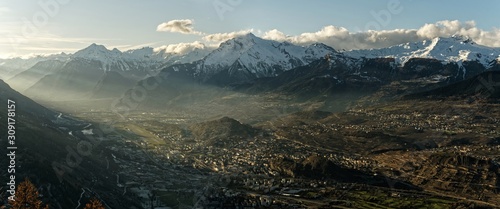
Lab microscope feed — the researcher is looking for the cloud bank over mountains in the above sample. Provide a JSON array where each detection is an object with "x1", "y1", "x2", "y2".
[
  {"x1": 202, "y1": 29, "x2": 256, "y2": 43},
  {"x1": 153, "y1": 41, "x2": 207, "y2": 54},
  {"x1": 261, "y1": 20, "x2": 500, "y2": 50},
  {"x1": 3, "y1": 19, "x2": 498, "y2": 59},
  {"x1": 152, "y1": 19, "x2": 499, "y2": 54}
]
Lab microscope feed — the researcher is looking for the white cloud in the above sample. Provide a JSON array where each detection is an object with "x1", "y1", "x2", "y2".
[
  {"x1": 261, "y1": 20, "x2": 500, "y2": 50},
  {"x1": 262, "y1": 29, "x2": 287, "y2": 41},
  {"x1": 156, "y1": 19, "x2": 204, "y2": 35},
  {"x1": 154, "y1": 41, "x2": 208, "y2": 54},
  {"x1": 415, "y1": 20, "x2": 500, "y2": 47},
  {"x1": 202, "y1": 29, "x2": 255, "y2": 43}
]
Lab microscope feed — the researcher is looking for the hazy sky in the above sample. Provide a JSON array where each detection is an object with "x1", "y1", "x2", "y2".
[{"x1": 1, "y1": 0, "x2": 499, "y2": 58}]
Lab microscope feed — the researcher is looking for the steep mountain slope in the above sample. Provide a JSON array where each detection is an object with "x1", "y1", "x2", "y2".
[
  {"x1": 0, "y1": 79, "x2": 56, "y2": 118},
  {"x1": 406, "y1": 70, "x2": 500, "y2": 99},
  {"x1": 91, "y1": 71, "x2": 137, "y2": 99},
  {"x1": 24, "y1": 58, "x2": 108, "y2": 99},
  {"x1": 0, "y1": 80, "x2": 139, "y2": 208},
  {"x1": 7, "y1": 60, "x2": 66, "y2": 92},
  {"x1": 0, "y1": 54, "x2": 69, "y2": 80}
]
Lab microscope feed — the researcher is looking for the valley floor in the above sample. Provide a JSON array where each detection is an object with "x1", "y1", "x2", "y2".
[{"x1": 35, "y1": 94, "x2": 500, "y2": 209}]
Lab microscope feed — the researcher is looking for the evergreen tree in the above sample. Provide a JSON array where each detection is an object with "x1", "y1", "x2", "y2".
[
  {"x1": 8, "y1": 178, "x2": 49, "y2": 209},
  {"x1": 84, "y1": 197, "x2": 105, "y2": 209}
]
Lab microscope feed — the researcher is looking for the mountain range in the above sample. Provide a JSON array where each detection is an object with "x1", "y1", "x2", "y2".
[{"x1": 2, "y1": 33, "x2": 499, "y2": 102}]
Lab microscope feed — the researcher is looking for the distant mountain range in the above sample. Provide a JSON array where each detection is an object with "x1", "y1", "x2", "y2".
[
  {"x1": 345, "y1": 35, "x2": 500, "y2": 68},
  {"x1": 2, "y1": 33, "x2": 499, "y2": 101},
  {"x1": 130, "y1": 34, "x2": 500, "y2": 110}
]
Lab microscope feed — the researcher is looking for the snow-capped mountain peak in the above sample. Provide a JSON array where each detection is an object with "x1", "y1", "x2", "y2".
[
  {"x1": 124, "y1": 47, "x2": 157, "y2": 59},
  {"x1": 450, "y1": 34, "x2": 475, "y2": 45},
  {"x1": 305, "y1": 43, "x2": 337, "y2": 61},
  {"x1": 75, "y1": 43, "x2": 110, "y2": 53},
  {"x1": 71, "y1": 43, "x2": 131, "y2": 71},
  {"x1": 344, "y1": 36, "x2": 500, "y2": 67},
  {"x1": 231, "y1": 32, "x2": 259, "y2": 43},
  {"x1": 200, "y1": 33, "x2": 337, "y2": 77},
  {"x1": 72, "y1": 43, "x2": 121, "y2": 60}
]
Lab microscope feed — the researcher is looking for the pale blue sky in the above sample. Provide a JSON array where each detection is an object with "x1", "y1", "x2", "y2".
[{"x1": 0, "y1": 0, "x2": 499, "y2": 58}]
